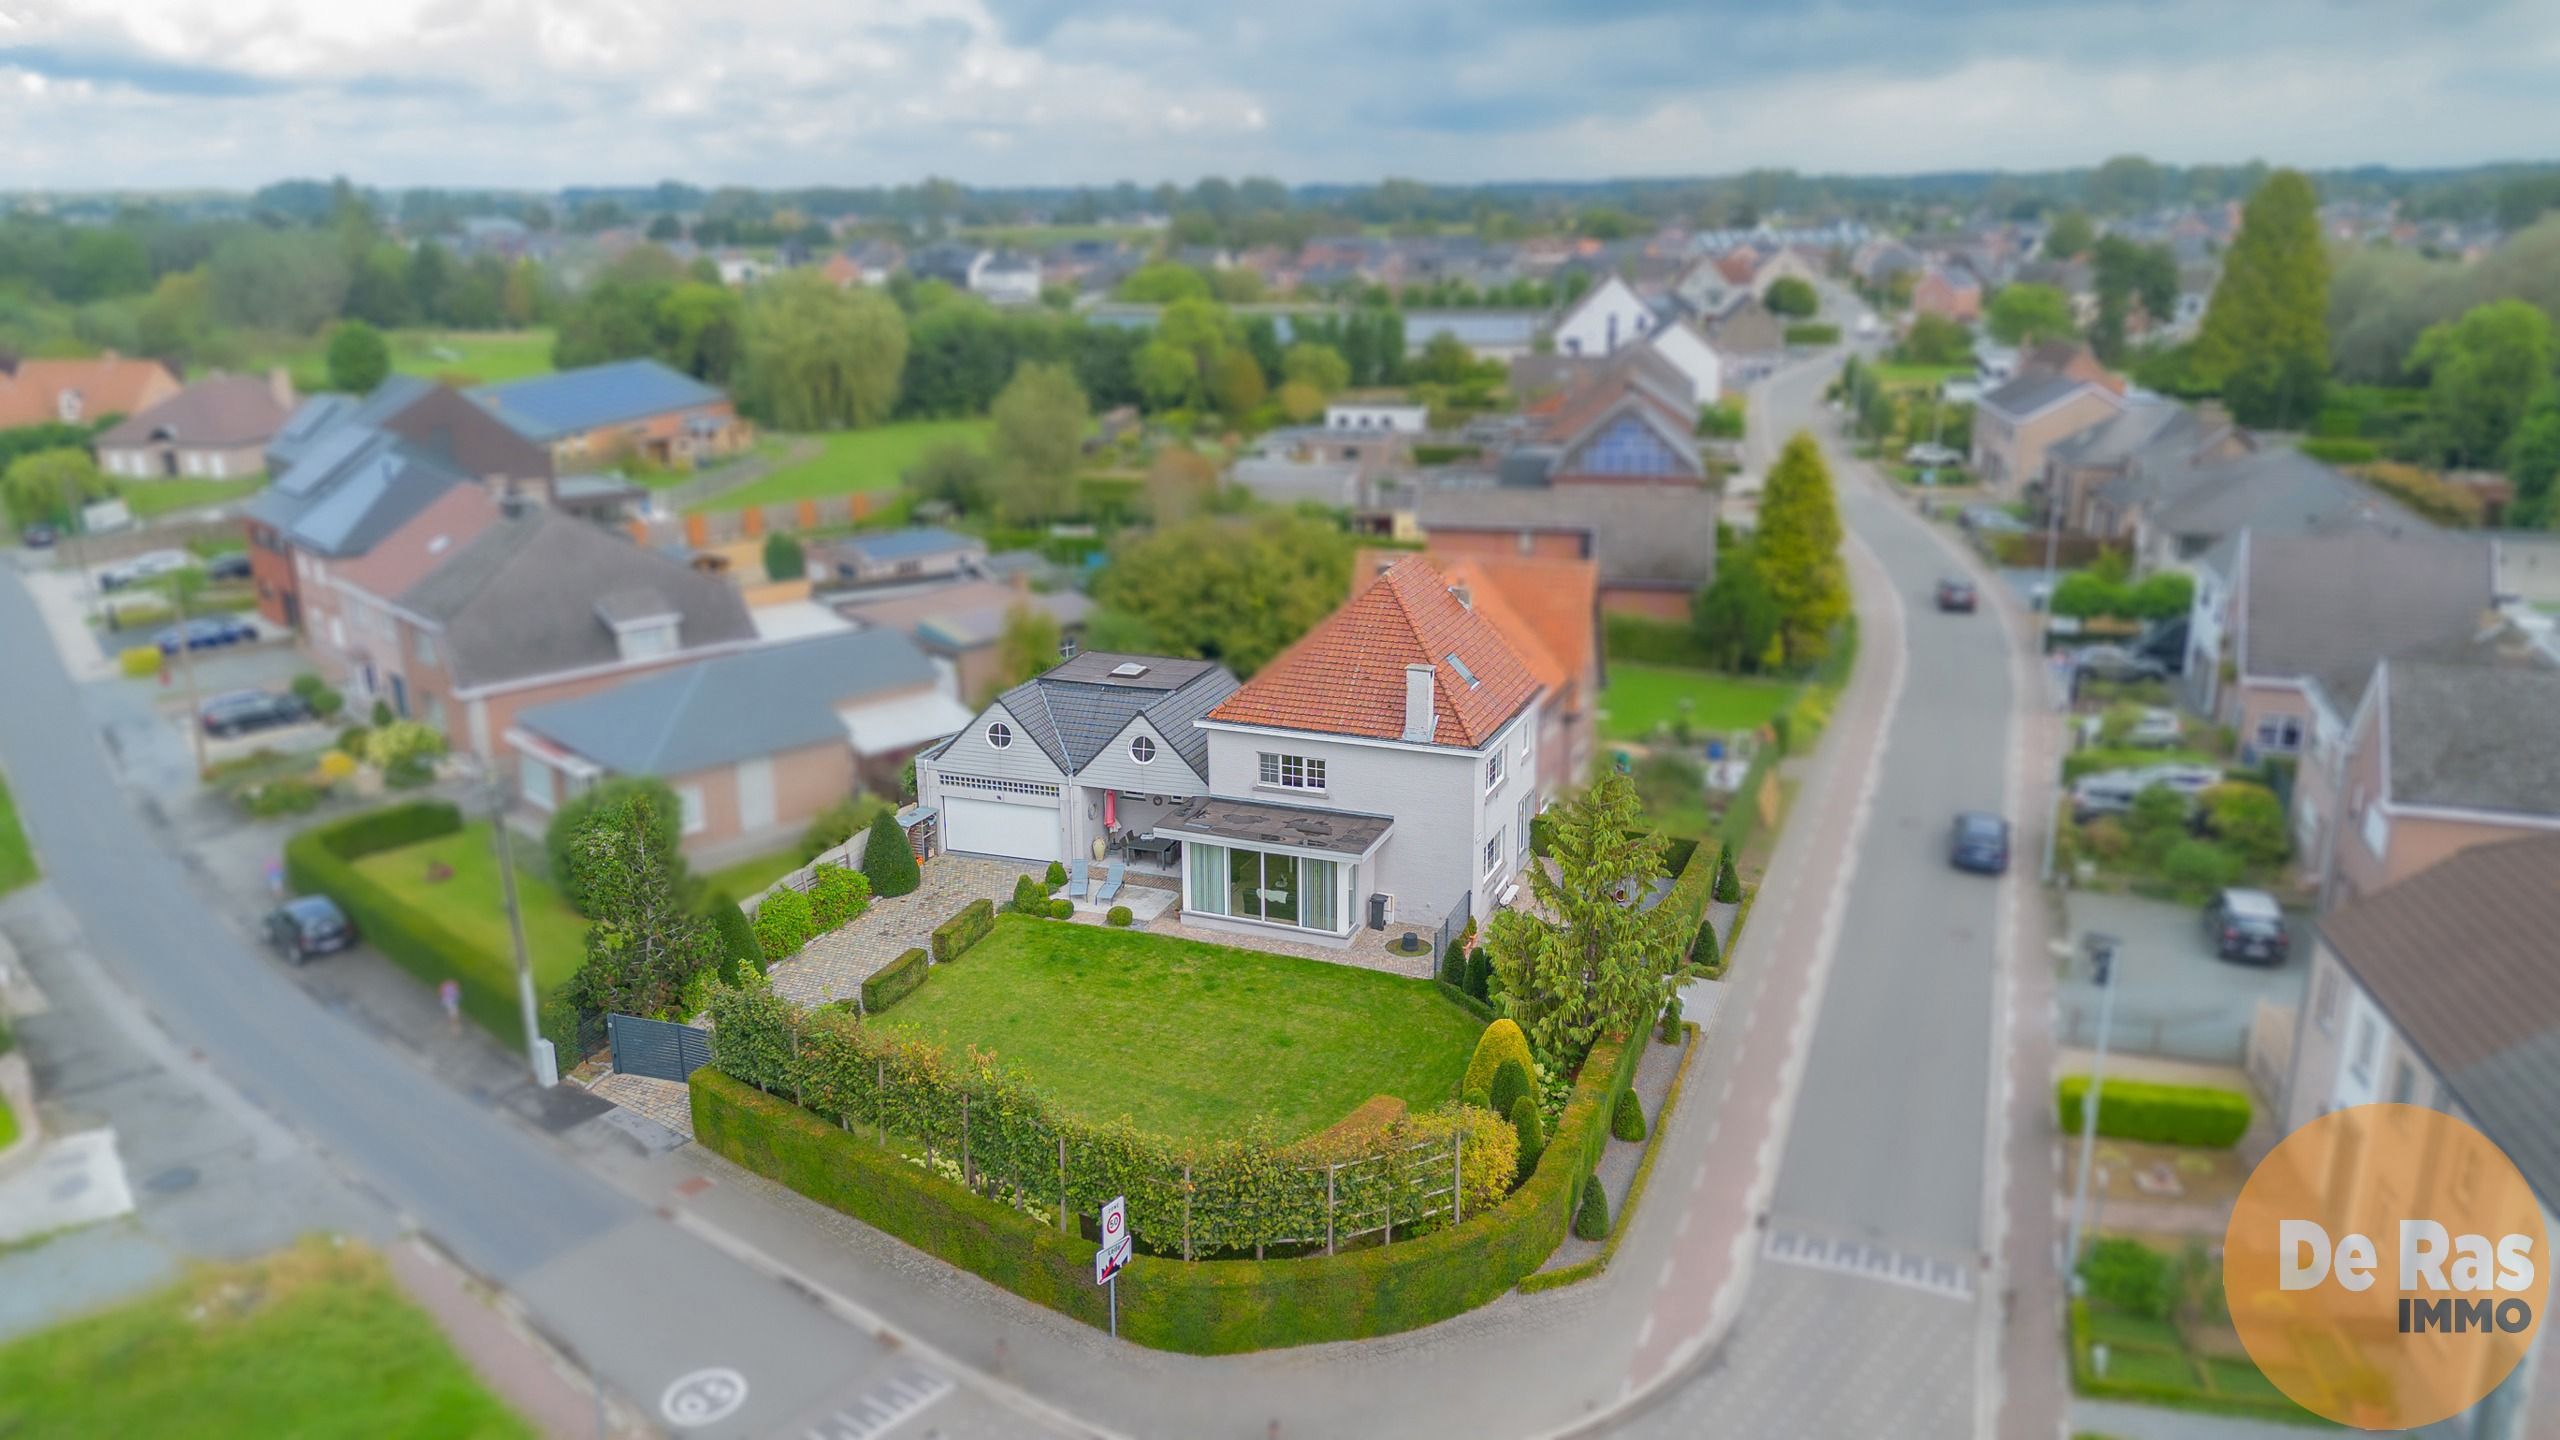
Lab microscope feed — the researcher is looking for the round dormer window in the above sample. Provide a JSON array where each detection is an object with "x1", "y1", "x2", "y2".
[
  {"x1": 1131, "y1": 735, "x2": 1156, "y2": 764},
  {"x1": 987, "y1": 722, "x2": 1013, "y2": 749}
]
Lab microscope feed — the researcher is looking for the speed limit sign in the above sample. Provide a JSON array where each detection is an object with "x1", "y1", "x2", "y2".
[{"x1": 1100, "y1": 1195, "x2": 1126, "y2": 1247}]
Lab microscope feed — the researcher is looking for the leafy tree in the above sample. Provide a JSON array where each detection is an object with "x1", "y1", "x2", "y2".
[
  {"x1": 1091, "y1": 512, "x2": 1352, "y2": 675},
  {"x1": 2202, "y1": 783, "x2": 2289, "y2": 866},
  {"x1": 546, "y1": 775, "x2": 684, "y2": 917},
  {"x1": 2195, "y1": 170, "x2": 2330, "y2": 428},
  {"x1": 1134, "y1": 340, "x2": 1198, "y2": 411},
  {"x1": 1763, "y1": 276, "x2": 1819, "y2": 318},
  {"x1": 565, "y1": 793, "x2": 724, "y2": 1020},
  {"x1": 987, "y1": 361, "x2": 1088, "y2": 525},
  {"x1": 654, "y1": 281, "x2": 744, "y2": 384},
  {"x1": 1208, "y1": 347, "x2": 1267, "y2": 420},
  {"x1": 1753, "y1": 434, "x2": 1849, "y2": 667},
  {"x1": 2089, "y1": 235, "x2": 2179, "y2": 360},
  {"x1": 342, "y1": 243, "x2": 417, "y2": 328},
  {"x1": 1142, "y1": 446, "x2": 1219, "y2": 525},
  {"x1": 735, "y1": 269, "x2": 908, "y2": 429},
  {"x1": 762, "y1": 532, "x2": 804, "y2": 581},
  {"x1": 1276, "y1": 379, "x2": 1325, "y2": 423},
  {"x1": 1117, "y1": 262, "x2": 1211, "y2": 303},
  {"x1": 706, "y1": 891, "x2": 764, "y2": 984},
  {"x1": 1408, "y1": 332, "x2": 1478, "y2": 386},
  {"x1": 2507, "y1": 390, "x2": 2560, "y2": 528},
  {"x1": 2128, "y1": 571, "x2": 2194, "y2": 621},
  {"x1": 214, "y1": 228, "x2": 353, "y2": 334},
  {"x1": 2, "y1": 448, "x2": 111, "y2": 531},
  {"x1": 859, "y1": 808, "x2": 919, "y2": 899},
  {"x1": 2050, "y1": 572, "x2": 2129, "y2": 620},
  {"x1": 1484, "y1": 770, "x2": 1686, "y2": 1070},
  {"x1": 2044, "y1": 210, "x2": 2096, "y2": 259},
  {"x1": 901, "y1": 441, "x2": 996, "y2": 515},
  {"x1": 2409, "y1": 300, "x2": 2555, "y2": 467},
  {"x1": 996, "y1": 603, "x2": 1062, "y2": 688},
  {"x1": 1281, "y1": 342, "x2": 1351, "y2": 396},
  {"x1": 1988, "y1": 283, "x2": 2075, "y2": 345},
  {"x1": 2085, "y1": 154, "x2": 2165, "y2": 215},
  {"x1": 325, "y1": 321, "x2": 391, "y2": 393},
  {"x1": 1690, "y1": 548, "x2": 1781, "y2": 672},
  {"x1": 1898, "y1": 313, "x2": 1972, "y2": 366}
]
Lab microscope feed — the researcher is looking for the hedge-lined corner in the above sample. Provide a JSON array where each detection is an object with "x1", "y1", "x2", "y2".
[
  {"x1": 861, "y1": 947, "x2": 929, "y2": 1014},
  {"x1": 285, "y1": 801, "x2": 579, "y2": 1052},
  {"x1": 2056, "y1": 1077, "x2": 2252, "y2": 1148},
  {"x1": 931, "y1": 898, "x2": 994, "y2": 963},
  {"x1": 1519, "y1": 1022, "x2": 1699, "y2": 1295},
  {"x1": 689, "y1": 1027, "x2": 1649, "y2": 1354},
  {"x1": 2067, "y1": 1300, "x2": 2321, "y2": 1424}
]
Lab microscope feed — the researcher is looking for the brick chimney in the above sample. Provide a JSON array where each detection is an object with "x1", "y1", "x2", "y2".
[
  {"x1": 269, "y1": 367, "x2": 296, "y2": 411},
  {"x1": 1402, "y1": 663, "x2": 1437, "y2": 744}
]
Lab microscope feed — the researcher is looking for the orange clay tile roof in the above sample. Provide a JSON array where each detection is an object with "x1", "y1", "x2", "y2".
[
  {"x1": 1212, "y1": 554, "x2": 1542, "y2": 747},
  {"x1": 1354, "y1": 548, "x2": 1597, "y2": 698}
]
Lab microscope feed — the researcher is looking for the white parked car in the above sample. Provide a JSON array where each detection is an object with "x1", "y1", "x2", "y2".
[
  {"x1": 2072, "y1": 762, "x2": 2222, "y2": 820},
  {"x1": 99, "y1": 549, "x2": 193, "y2": 591},
  {"x1": 2123, "y1": 708, "x2": 2184, "y2": 748}
]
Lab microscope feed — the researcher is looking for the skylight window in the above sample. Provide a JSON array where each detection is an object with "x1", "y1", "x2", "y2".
[
  {"x1": 1446, "y1": 653, "x2": 1480, "y2": 688},
  {"x1": 1109, "y1": 661, "x2": 1149, "y2": 677}
]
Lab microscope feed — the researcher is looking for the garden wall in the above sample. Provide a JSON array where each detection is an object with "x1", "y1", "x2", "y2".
[{"x1": 689, "y1": 1029, "x2": 1647, "y2": 1353}]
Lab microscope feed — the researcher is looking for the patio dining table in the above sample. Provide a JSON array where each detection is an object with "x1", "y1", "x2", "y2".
[{"x1": 1124, "y1": 834, "x2": 1181, "y2": 864}]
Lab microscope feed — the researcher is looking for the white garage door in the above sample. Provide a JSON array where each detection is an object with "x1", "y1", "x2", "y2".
[{"x1": 944, "y1": 795, "x2": 1062, "y2": 862}]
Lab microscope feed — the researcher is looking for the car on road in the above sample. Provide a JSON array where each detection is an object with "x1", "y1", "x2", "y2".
[
  {"x1": 2123, "y1": 707, "x2": 2184, "y2": 747},
  {"x1": 205, "y1": 551, "x2": 253, "y2": 582},
  {"x1": 19, "y1": 522, "x2": 57, "y2": 549},
  {"x1": 199, "y1": 689, "x2": 312, "y2": 738},
  {"x1": 2071, "y1": 763, "x2": 2223, "y2": 821},
  {"x1": 2202, "y1": 888, "x2": 2290, "y2": 965},
  {"x1": 2072, "y1": 644, "x2": 2170, "y2": 686},
  {"x1": 263, "y1": 895, "x2": 355, "y2": 964},
  {"x1": 154, "y1": 615, "x2": 258, "y2": 654},
  {"x1": 100, "y1": 549, "x2": 194, "y2": 591},
  {"x1": 1948, "y1": 811, "x2": 2011, "y2": 873},
  {"x1": 1934, "y1": 577, "x2": 1978, "y2": 613}
]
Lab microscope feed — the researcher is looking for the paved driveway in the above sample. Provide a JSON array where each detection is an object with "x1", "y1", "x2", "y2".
[
  {"x1": 766, "y1": 856, "x2": 1038, "y2": 1007},
  {"x1": 2057, "y1": 889, "x2": 2308, "y2": 1066}
]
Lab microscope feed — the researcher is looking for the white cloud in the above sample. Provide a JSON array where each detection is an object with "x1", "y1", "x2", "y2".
[{"x1": 0, "y1": 0, "x2": 2549, "y2": 187}]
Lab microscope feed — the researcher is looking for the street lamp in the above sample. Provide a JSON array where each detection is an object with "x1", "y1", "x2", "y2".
[
  {"x1": 485, "y1": 775, "x2": 558, "y2": 1088},
  {"x1": 2064, "y1": 931, "x2": 2123, "y2": 1276}
]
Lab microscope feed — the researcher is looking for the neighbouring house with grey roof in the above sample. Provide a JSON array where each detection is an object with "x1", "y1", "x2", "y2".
[
  {"x1": 508, "y1": 627, "x2": 972, "y2": 863},
  {"x1": 2139, "y1": 447, "x2": 2415, "y2": 573},
  {"x1": 2075, "y1": 402, "x2": 2255, "y2": 539},
  {"x1": 1968, "y1": 370, "x2": 2125, "y2": 497},
  {"x1": 836, "y1": 577, "x2": 1094, "y2": 705},
  {"x1": 914, "y1": 652, "x2": 1240, "y2": 869},
  {"x1": 372, "y1": 507, "x2": 761, "y2": 773},
  {"x1": 95, "y1": 372, "x2": 296, "y2": 483},
  {"x1": 469, "y1": 357, "x2": 749, "y2": 473},
  {"x1": 1369, "y1": 478, "x2": 1719, "y2": 623},
  {"x1": 810, "y1": 527, "x2": 989, "y2": 588},
  {"x1": 2283, "y1": 834, "x2": 2560, "y2": 1440}
]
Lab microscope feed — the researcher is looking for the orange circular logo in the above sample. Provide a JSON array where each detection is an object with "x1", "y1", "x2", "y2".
[{"x1": 2225, "y1": 1104, "x2": 2545, "y2": 1429}]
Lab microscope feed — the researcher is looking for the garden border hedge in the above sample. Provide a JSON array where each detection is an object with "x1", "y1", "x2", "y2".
[
  {"x1": 2055, "y1": 1076, "x2": 2251, "y2": 1148},
  {"x1": 861, "y1": 947, "x2": 929, "y2": 1014},
  {"x1": 283, "y1": 801, "x2": 579, "y2": 1052},
  {"x1": 690, "y1": 1026, "x2": 1649, "y2": 1353},
  {"x1": 931, "y1": 898, "x2": 995, "y2": 963}
]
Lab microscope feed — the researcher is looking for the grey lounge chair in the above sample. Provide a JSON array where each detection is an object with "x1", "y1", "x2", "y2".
[
  {"x1": 1066, "y1": 858, "x2": 1091, "y2": 901},
  {"x1": 1094, "y1": 859, "x2": 1126, "y2": 906}
]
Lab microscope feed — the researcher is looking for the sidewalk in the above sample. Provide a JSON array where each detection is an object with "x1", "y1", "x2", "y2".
[{"x1": 386, "y1": 1236, "x2": 634, "y2": 1439}]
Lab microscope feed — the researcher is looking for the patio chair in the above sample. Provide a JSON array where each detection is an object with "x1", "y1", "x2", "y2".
[
  {"x1": 1094, "y1": 859, "x2": 1126, "y2": 906},
  {"x1": 1066, "y1": 858, "x2": 1091, "y2": 901}
]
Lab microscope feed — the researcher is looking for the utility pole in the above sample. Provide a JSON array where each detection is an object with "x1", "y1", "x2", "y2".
[
  {"x1": 2064, "y1": 932, "x2": 2122, "y2": 1275},
  {"x1": 487, "y1": 776, "x2": 557, "y2": 1087},
  {"x1": 2038, "y1": 474, "x2": 2066, "y2": 657}
]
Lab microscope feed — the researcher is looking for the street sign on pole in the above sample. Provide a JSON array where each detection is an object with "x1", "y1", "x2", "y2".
[
  {"x1": 1094, "y1": 1236, "x2": 1130, "y2": 1285},
  {"x1": 1099, "y1": 1195, "x2": 1126, "y2": 1251},
  {"x1": 1095, "y1": 1194, "x2": 1130, "y2": 1339}
]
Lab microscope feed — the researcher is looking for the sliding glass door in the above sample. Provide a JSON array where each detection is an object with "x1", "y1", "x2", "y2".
[{"x1": 1187, "y1": 842, "x2": 1342, "y2": 935}]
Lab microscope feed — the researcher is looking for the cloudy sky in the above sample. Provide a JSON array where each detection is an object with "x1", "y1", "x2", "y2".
[{"x1": 0, "y1": 0, "x2": 2555, "y2": 190}]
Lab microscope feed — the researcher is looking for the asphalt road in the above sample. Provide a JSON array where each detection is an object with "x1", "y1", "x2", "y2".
[{"x1": 0, "y1": 564, "x2": 1066, "y2": 1440}]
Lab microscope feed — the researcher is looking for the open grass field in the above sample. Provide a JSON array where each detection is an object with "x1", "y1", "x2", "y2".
[
  {"x1": 0, "y1": 1238, "x2": 530, "y2": 1439},
  {"x1": 877, "y1": 916, "x2": 1480, "y2": 1143},
  {"x1": 250, "y1": 327, "x2": 557, "y2": 392},
  {"x1": 1869, "y1": 361, "x2": 1976, "y2": 390},
  {"x1": 1598, "y1": 663, "x2": 1797, "y2": 741},
  {"x1": 352, "y1": 822, "x2": 587, "y2": 993},
  {"x1": 0, "y1": 768, "x2": 34, "y2": 897},
  {"x1": 114, "y1": 474, "x2": 267, "y2": 519},
  {"x1": 699, "y1": 418, "x2": 992, "y2": 512}
]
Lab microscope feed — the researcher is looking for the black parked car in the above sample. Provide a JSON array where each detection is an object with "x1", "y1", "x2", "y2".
[
  {"x1": 1948, "y1": 811, "x2": 2011, "y2": 874},
  {"x1": 206, "y1": 551, "x2": 253, "y2": 582},
  {"x1": 155, "y1": 615, "x2": 257, "y2": 654},
  {"x1": 19, "y1": 522, "x2": 57, "y2": 549},
  {"x1": 2202, "y1": 888, "x2": 2290, "y2": 965},
  {"x1": 1935, "y1": 577, "x2": 1978, "y2": 613},
  {"x1": 200, "y1": 689, "x2": 311, "y2": 738},
  {"x1": 264, "y1": 896, "x2": 355, "y2": 964}
]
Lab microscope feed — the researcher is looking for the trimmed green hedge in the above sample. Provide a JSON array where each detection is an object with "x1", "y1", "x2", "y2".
[
  {"x1": 1603, "y1": 613, "x2": 1717, "y2": 670},
  {"x1": 861, "y1": 947, "x2": 929, "y2": 1014},
  {"x1": 689, "y1": 1028, "x2": 1647, "y2": 1353},
  {"x1": 2056, "y1": 1076, "x2": 2251, "y2": 1148},
  {"x1": 931, "y1": 898, "x2": 995, "y2": 963},
  {"x1": 2068, "y1": 1300, "x2": 2322, "y2": 1423},
  {"x1": 1784, "y1": 323, "x2": 1842, "y2": 346},
  {"x1": 285, "y1": 801, "x2": 578, "y2": 1050}
]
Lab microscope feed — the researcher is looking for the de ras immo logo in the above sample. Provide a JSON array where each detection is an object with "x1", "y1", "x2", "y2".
[{"x1": 2224, "y1": 1104, "x2": 2547, "y2": 1430}]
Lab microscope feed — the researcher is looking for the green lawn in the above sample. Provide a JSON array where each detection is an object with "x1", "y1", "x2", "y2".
[
  {"x1": 390, "y1": 329, "x2": 556, "y2": 386},
  {"x1": 1598, "y1": 664, "x2": 1798, "y2": 741},
  {"x1": 1870, "y1": 361, "x2": 1975, "y2": 389},
  {"x1": 698, "y1": 846, "x2": 804, "y2": 900},
  {"x1": 0, "y1": 1092, "x2": 16, "y2": 1151},
  {"x1": 0, "y1": 1237, "x2": 530, "y2": 1438},
  {"x1": 878, "y1": 916, "x2": 1481, "y2": 1143},
  {"x1": 352, "y1": 823, "x2": 587, "y2": 993},
  {"x1": 699, "y1": 418, "x2": 992, "y2": 512},
  {"x1": 0, "y1": 768, "x2": 33, "y2": 897},
  {"x1": 115, "y1": 475, "x2": 266, "y2": 519}
]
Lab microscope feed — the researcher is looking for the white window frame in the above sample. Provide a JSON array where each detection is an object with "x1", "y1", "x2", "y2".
[
  {"x1": 2349, "y1": 1015, "x2": 2378, "y2": 1086},
  {"x1": 677, "y1": 784, "x2": 707, "y2": 836},
  {"x1": 987, "y1": 721, "x2": 1013, "y2": 749},
  {"x1": 1483, "y1": 831, "x2": 1502, "y2": 877},
  {"x1": 1485, "y1": 749, "x2": 1505, "y2": 794},
  {"x1": 1258, "y1": 752, "x2": 1326, "y2": 792},
  {"x1": 1130, "y1": 734, "x2": 1156, "y2": 765},
  {"x1": 2255, "y1": 714, "x2": 2303, "y2": 754}
]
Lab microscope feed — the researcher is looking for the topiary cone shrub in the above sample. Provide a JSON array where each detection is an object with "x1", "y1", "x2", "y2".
[
  {"x1": 1574, "y1": 1173, "x2": 1610, "y2": 1240},
  {"x1": 1440, "y1": 937, "x2": 1467, "y2": 987},
  {"x1": 1463, "y1": 1019, "x2": 1535, "y2": 1101},
  {"x1": 1690, "y1": 914, "x2": 1720, "y2": 970},
  {"x1": 1508, "y1": 1093, "x2": 1545, "y2": 1180},
  {"x1": 1488, "y1": 1058, "x2": 1530, "y2": 1120},
  {"x1": 1611, "y1": 1088, "x2": 1647, "y2": 1143},
  {"x1": 1713, "y1": 844, "x2": 1741, "y2": 904},
  {"x1": 707, "y1": 890, "x2": 763, "y2": 983},
  {"x1": 1464, "y1": 947, "x2": 1492, "y2": 1001},
  {"x1": 1045, "y1": 860, "x2": 1068, "y2": 891},
  {"x1": 861, "y1": 808, "x2": 919, "y2": 899}
]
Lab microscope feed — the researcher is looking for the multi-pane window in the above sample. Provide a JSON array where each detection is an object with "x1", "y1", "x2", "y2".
[
  {"x1": 1259, "y1": 753, "x2": 1326, "y2": 791},
  {"x1": 1484, "y1": 832, "x2": 1503, "y2": 875},
  {"x1": 2255, "y1": 715, "x2": 2303, "y2": 753},
  {"x1": 1576, "y1": 414, "x2": 1685, "y2": 477},
  {"x1": 1485, "y1": 749, "x2": 1505, "y2": 791}
]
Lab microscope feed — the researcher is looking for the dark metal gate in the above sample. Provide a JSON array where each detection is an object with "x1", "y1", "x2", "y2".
[{"x1": 608, "y1": 1013, "x2": 713, "y2": 1081}]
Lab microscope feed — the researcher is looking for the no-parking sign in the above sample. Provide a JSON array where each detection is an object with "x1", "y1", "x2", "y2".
[{"x1": 1095, "y1": 1195, "x2": 1130, "y2": 1285}]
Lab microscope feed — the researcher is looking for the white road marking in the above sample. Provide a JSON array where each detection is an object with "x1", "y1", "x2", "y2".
[{"x1": 805, "y1": 1370, "x2": 954, "y2": 1440}]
